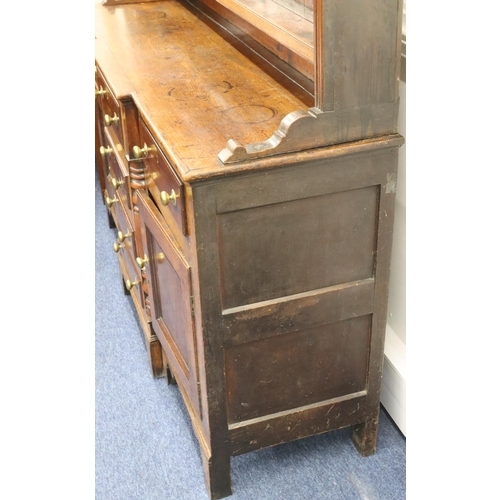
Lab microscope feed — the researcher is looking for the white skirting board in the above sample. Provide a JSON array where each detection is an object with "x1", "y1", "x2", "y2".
[{"x1": 380, "y1": 325, "x2": 406, "y2": 436}]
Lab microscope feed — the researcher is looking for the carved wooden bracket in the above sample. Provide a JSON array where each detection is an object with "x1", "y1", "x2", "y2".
[{"x1": 219, "y1": 102, "x2": 399, "y2": 164}]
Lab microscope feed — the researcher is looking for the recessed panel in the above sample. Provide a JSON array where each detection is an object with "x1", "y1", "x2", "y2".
[
  {"x1": 152, "y1": 237, "x2": 192, "y2": 375},
  {"x1": 218, "y1": 186, "x2": 379, "y2": 309},
  {"x1": 225, "y1": 315, "x2": 372, "y2": 423}
]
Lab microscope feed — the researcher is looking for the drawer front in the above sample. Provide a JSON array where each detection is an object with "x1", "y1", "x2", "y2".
[
  {"x1": 100, "y1": 131, "x2": 132, "y2": 213},
  {"x1": 95, "y1": 68, "x2": 123, "y2": 143},
  {"x1": 118, "y1": 235, "x2": 142, "y2": 304},
  {"x1": 109, "y1": 145, "x2": 131, "y2": 211},
  {"x1": 134, "y1": 118, "x2": 187, "y2": 235},
  {"x1": 137, "y1": 190, "x2": 201, "y2": 419},
  {"x1": 112, "y1": 193, "x2": 135, "y2": 260}
]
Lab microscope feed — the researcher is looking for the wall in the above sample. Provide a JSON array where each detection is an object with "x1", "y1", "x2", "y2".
[{"x1": 380, "y1": 32, "x2": 406, "y2": 435}]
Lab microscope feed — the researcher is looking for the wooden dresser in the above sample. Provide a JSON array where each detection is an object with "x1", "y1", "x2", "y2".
[{"x1": 95, "y1": 0, "x2": 404, "y2": 497}]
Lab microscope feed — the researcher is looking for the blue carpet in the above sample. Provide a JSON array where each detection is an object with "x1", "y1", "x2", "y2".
[{"x1": 95, "y1": 172, "x2": 406, "y2": 500}]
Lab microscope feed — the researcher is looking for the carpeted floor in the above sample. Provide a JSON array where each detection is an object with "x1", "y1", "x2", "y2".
[{"x1": 95, "y1": 171, "x2": 406, "y2": 500}]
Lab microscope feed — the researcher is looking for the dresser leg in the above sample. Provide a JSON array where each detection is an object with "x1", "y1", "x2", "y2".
[
  {"x1": 201, "y1": 448, "x2": 232, "y2": 500},
  {"x1": 107, "y1": 209, "x2": 116, "y2": 229},
  {"x1": 148, "y1": 338, "x2": 165, "y2": 378},
  {"x1": 122, "y1": 277, "x2": 131, "y2": 296},
  {"x1": 351, "y1": 414, "x2": 379, "y2": 457},
  {"x1": 161, "y1": 349, "x2": 176, "y2": 385}
]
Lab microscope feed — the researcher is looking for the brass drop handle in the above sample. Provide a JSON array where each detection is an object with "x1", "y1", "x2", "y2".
[
  {"x1": 160, "y1": 189, "x2": 178, "y2": 207},
  {"x1": 132, "y1": 143, "x2": 153, "y2": 159},
  {"x1": 95, "y1": 86, "x2": 107, "y2": 96},
  {"x1": 136, "y1": 255, "x2": 149, "y2": 269},
  {"x1": 111, "y1": 177, "x2": 124, "y2": 189},
  {"x1": 113, "y1": 242, "x2": 124, "y2": 253},
  {"x1": 99, "y1": 145, "x2": 113, "y2": 156},
  {"x1": 105, "y1": 196, "x2": 118, "y2": 208},
  {"x1": 126, "y1": 279, "x2": 139, "y2": 291},
  {"x1": 117, "y1": 230, "x2": 131, "y2": 243},
  {"x1": 104, "y1": 113, "x2": 119, "y2": 127}
]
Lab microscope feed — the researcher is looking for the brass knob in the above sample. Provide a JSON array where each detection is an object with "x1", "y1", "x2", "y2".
[
  {"x1": 132, "y1": 143, "x2": 153, "y2": 159},
  {"x1": 95, "y1": 87, "x2": 107, "y2": 96},
  {"x1": 105, "y1": 196, "x2": 118, "y2": 208},
  {"x1": 111, "y1": 177, "x2": 124, "y2": 189},
  {"x1": 126, "y1": 279, "x2": 139, "y2": 291},
  {"x1": 117, "y1": 230, "x2": 131, "y2": 242},
  {"x1": 113, "y1": 242, "x2": 124, "y2": 253},
  {"x1": 104, "y1": 113, "x2": 119, "y2": 127},
  {"x1": 160, "y1": 189, "x2": 178, "y2": 206},
  {"x1": 136, "y1": 255, "x2": 149, "y2": 269},
  {"x1": 99, "y1": 145, "x2": 113, "y2": 156}
]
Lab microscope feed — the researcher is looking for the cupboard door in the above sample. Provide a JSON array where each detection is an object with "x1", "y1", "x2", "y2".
[{"x1": 137, "y1": 191, "x2": 201, "y2": 419}]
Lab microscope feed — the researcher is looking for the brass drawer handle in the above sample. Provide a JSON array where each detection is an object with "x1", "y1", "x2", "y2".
[
  {"x1": 136, "y1": 255, "x2": 149, "y2": 269},
  {"x1": 160, "y1": 189, "x2": 178, "y2": 207},
  {"x1": 117, "y1": 230, "x2": 131, "y2": 243},
  {"x1": 95, "y1": 86, "x2": 107, "y2": 96},
  {"x1": 126, "y1": 279, "x2": 139, "y2": 291},
  {"x1": 111, "y1": 177, "x2": 124, "y2": 189},
  {"x1": 105, "y1": 196, "x2": 118, "y2": 208},
  {"x1": 113, "y1": 242, "x2": 124, "y2": 253},
  {"x1": 104, "y1": 113, "x2": 119, "y2": 127},
  {"x1": 99, "y1": 145, "x2": 113, "y2": 156},
  {"x1": 132, "y1": 143, "x2": 154, "y2": 159}
]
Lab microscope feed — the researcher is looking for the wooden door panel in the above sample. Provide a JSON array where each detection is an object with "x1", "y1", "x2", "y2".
[
  {"x1": 197, "y1": 151, "x2": 395, "y2": 433},
  {"x1": 221, "y1": 277, "x2": 375, "y2": 346},
  {"x1": 137, "y1": 191, "x2": 202, "y2": 418},
  {"x1": 150, "y1": 236, "x2": 192, "y2": 377},
  {"x1": 217, "y1": 185, "x2": 379, "y2": 309},
  {"x1": 225, "y1": 314, "x2": 371, "y2": 423}
]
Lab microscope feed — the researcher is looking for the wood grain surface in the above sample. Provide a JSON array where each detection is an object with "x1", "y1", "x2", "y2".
[{"x1": 95, "y1": 0, "x2": 308, "y2": 175}]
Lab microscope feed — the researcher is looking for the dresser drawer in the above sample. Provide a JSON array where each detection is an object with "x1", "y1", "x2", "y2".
[
  {"x1": 112, "y1": 193, "x2": 135, "y2": 257},
  {"x1": 95, "y1": 68, "x2": 123, "y2": 143},
  {"x1": 101, "y1": 136, "x2": 129, "y2": 202},
  {"x1": 118, "y1": 235, "x2": 142, "y2": 301},
  {"x1": 133, "y1": 118, "x2": 187, "y2": 236}
]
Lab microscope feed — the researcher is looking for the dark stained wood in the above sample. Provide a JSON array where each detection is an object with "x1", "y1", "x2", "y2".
[
  {"x1": 190, "y1": 182, "x2": 233, "y2": 499},
  {"x1": 225, "y1": 315, "x2": 372, "y2": 422},
  {"x1": 94, "y1": 0, "x2": 404, "y2": 497},
  {"x1": 162, "y1": 349, "x2": 177, "y2": 385},
  {"x1": 315, "y1": 0, "x2": 402, "y2": 112},
  {"x1": 229, "y1": 392, "x2": 367, "y2": 455},
  {"x1": 188, "y1": 142, "x2": 399, "y2": 488},
  {"x1": 217, "y1": 186, "x2": 379, "y2": 308},
  {"x1": 219, "y1": 0, "x2": 404, "y2": 162},
  {"x1": 188, "y1": 133, "x2": 403, "y2": 182},
  {"x1": 221, "y1": 278, "x2": 375, "y2": 346},
  {"x1": 352, "y1": 414, "x2": 380, "y2": 456}
]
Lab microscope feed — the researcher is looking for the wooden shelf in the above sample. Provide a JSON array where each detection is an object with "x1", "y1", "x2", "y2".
[
  {"x1": 216, "y1": 0, "x2": 313, "y2": 57},
  {"x1": 199, "y1": 0, "x2": 314, "y2": 79}
]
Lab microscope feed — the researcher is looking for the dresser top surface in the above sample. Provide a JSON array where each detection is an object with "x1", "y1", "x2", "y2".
[{"x1": 95, "y1": 0, "x2": 310, "y2": 178}]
